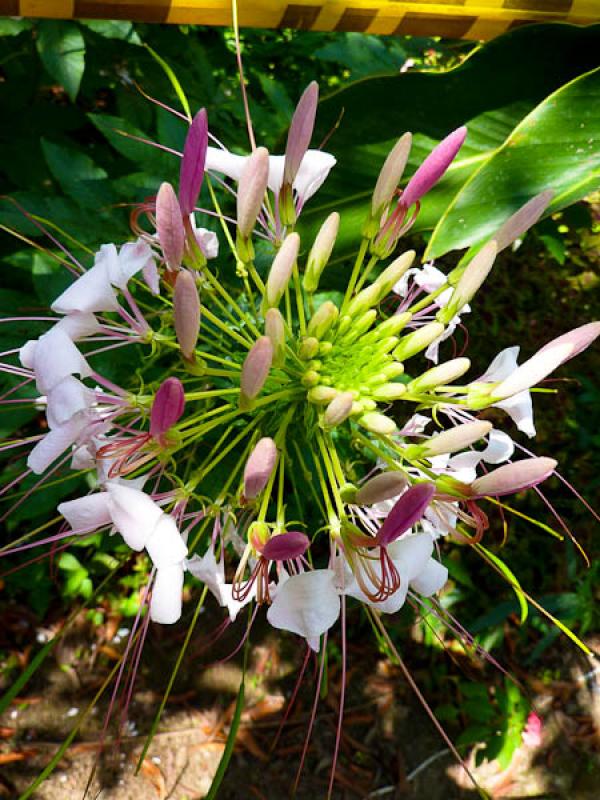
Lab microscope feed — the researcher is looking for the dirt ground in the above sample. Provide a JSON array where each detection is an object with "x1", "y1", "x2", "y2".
[{"x1": 1, "y1": 603, "x2": 600, "y2": 800}]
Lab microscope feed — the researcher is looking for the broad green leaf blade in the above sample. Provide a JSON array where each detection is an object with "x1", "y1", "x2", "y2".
[
  {"x1": 36, "y1": 22, "x2": 86, "y2": 102},
  {"x1": 426, "y1": 66, "x2": 600, "y2": 259}
]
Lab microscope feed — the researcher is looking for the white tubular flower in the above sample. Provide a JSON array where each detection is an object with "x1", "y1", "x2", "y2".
[
  {"x1": 186, "y1": 547, "x2": 255, "y2": 622},
  {"x1": 205, "y1": 147, "x2": 336, "y2": 207},
  {"x1": 30, "y1": 327, "x2": 92, "y2": 394},
  {"x1": 52, "y1": 260, "x2": 119, "y2": 314},
  {"x1": 95, "y1": 239, "x2": 156, "y2": 291},
  {"x1": 267, "y1": 569, "x2": 341, "y2": 651},
  {"x1": 58, "y1": 492, "x2": 112, "y2": 533},
  {"x1": 145, "y1": 515, "x2": 188, "y2": 568},
  {"x1": 150, "y1": 563, "x2": 184, "y2": 624},
  {"x1": 27, "y1": 413, "x2": 92, "y2": 474},
  {"x1": 105, "y1": 482, "x2": 163, "y2": 550}
]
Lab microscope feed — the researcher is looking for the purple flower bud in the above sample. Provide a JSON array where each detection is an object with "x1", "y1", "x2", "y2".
[
  {"x1": 150, "y1": 377, "x2": 185, "y2": 440},
  {"x1": 179, "y1": 108, "x2": 208, "y2": 217},
  {"x1": 401, "y1": 126, "x2": 467, "y2": 209},
  {"x1": 283, "y1": 81, "x2": 319, "y2": 186},
  {"x1": 240, "y1": 336, "x2": 273, "y2": 410},
  {"x1": 494, "y1": 190, "x2": 554, "y2": 252},
  {"x1": 377, "y1": 483, "x2": 435, "y2": 547},
  {"x1": 244, "y1": 437, "x2": 278, "y2": 499},
  {"x1": 470, "y1": 457, "x2": 557, "y2": 498},
  {"x1": 237, "y1": 146, "x2": 270, "y2": 239},
  {"x1": 156, "y1": 182, "x2": 185, "y2": 271},
  {"x1": 261, "y1": 531, "x2": 310, "y2": 561},
  {"x1": 174, "y1": 270, "x2": 200, "y2": 360}
]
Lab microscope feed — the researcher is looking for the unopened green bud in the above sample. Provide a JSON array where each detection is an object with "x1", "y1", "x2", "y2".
[
  {"x1": 374, "y1": 336, "x2": 399, "y2": 356},
  {"x1": 302, "y1": 369, "x2": 320, "y2": 387},
  {"x1": 323, "y1": 391, "x2": 354, "y2": 429},
  {"x1": 299, "y1": 337, "x2": 320, "y2": 360},
  {"x1": 340, "y1": 310, "x2": 377, "y2": 344},
  {"x1": 307, "y1": 385, "x2": 338, "y2": 404},
  {"x1": 351, "y1": 400, "x2": 364, "y2": 415},
  {"x1": 264, "y1": 232, "x2": 300, "y2": 310},
  {"x1": 347, "y1": 283, "x2": 381, "y2": 318},
  {"x1": 336, "y1": 315, "x2": 353, "y2": 337},
  {"x1": 248, "y1": 520, "x2": 270, "y2": 550},
  {"x1": 307, "y1": 300, "x2": 339, "y2": 339},
  {"x1": 319, "y1": 341, "x2": 333, "y2": 355},
  {"x1": 373, "y1": 250, "x2": 415, "y2": 299},
  {"x1": 372, "y1": 312, "x2": 412, "y2": 340},
  {"x1": 371, "y1": 133, "x2": 412, "y2": 217},
  {"x1": 239, "y1": 336, "x2": 273, "y2": 411},
  {"x1": 372, "y1": 383, "x2": 407, "y2": 401},
  {"x1": 393, "y1": 322, "x2": 444, "y2": 361},
  {"x1": 303, "y1": 212, "x2": 340, "y2": 293},
  {"x1": 358, "y1": 411, "x2": 397, "y2": 435},
  {"x1": 408, "y1": 357, "x2": 471, "y2": 393},
  {"x1": 340, "y1": 483, "x2": 358, "y2": 503},
  {"x1": 361, "y1": 398, "x2": 377, "y2": 411},
  {"x1": 264, "y1": 308, "x2": 286, "y2": 367},
  {"x1": 382, "y1": 362, "x2": 405, "y2": 380}
]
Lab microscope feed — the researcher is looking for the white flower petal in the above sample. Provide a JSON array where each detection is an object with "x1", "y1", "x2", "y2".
[
  {"x1": 145, "y1": 514, "x2": 187, "y2": 568},
  {"x1": 494, "y1": 392, "x2": 536, "y2": 438},
  {"x1": 410, "y1": 558, "x2": 448, "y2": 596},
  {"x1": 46, "y1": 376, "x2": 95, "y2": 429},
  {"x1": 19, "y1": 339, "x2": 37, "y2": 369},
  {"x1": 186, "y1": 549, "x2": 255, "y2": 621},
  {"x1": 98, "y1": 240, "x2": 155, "y2": 291},
  {"x1": 27, "y1": 414, "x2": 89, "y2": 474},
  {"x1": 51, "y1": 262, "x2": 120, "y2": 314},
  {"x1": 293, "y1": 150, "x2": 336, "y2": 203},
  {"x1": 58, "y1": 492, "x2": 111, "y2": 533},
  {"x1": 479, "y1": 346, "x2": 520, "y2": 383},
  {"x1": 267, "y1": 569, "x2": 340, "y2": 647},
  {"x1": 388, "y1": 532, "x2": 434, "y2": 581},
  {"x1": 205, "y1": 146, "x2": 247, "y2": 181},
  {"x1": 54, "y1": 313, "x2": 100, "y2": 339},
  {"x1": 150, "y1": 564, "x2": 184, "y2": 624},
  {"x1": 33, "y1": 328, "x2": 92, "y2": 393},
  {"x1": 106, "y1": 483, "x2": 163, "y2": 550}
]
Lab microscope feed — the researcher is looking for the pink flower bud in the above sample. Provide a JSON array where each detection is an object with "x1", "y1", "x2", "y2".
[
  {"x1": 156, "y1": 182, "x2": 185, "y2": 271},
  {"x1": 522, "y1": 712, "x2": 543, "y2": 748},
  {"x1": 451, "y1": 240, "x2": 497, "y2": 309},
  {"x1": 494, "y1": 190, "x2": 554, "y2": 252},
  {"x1": 303, "y1": 212, "x2": 339, "y2": 293},
  {"x1": 470, "y1": 457, "x2": 556, "y2": 498},
  {"x1": 283, "y1": 81, "x2": 319, "y2": 186},
  {"x1": 174, "y1": 270, "x2": 200, "y2": 360},
  {"x1": 264, "y1": 307, "x2": 286, "y2": 367},
  {"x1": 179, "y1": 108, "x2": 208, "y2": 216},
  {"x1": 372, "y1": 132, "x2": 412, "y2": 215},
  {"x1": 401, "y1": 126, "x2": 467, "y2": 209},
  {"x1": 244, "y1": 437, "x2": 278, "y2": 499},
  {"x1": 240, "y1": 336, "x2": 273, "y2": 410},
  {"x1": 261, "y1": 531, "x2": 310, "y2": 561},
  {"x1": 377, "y1": 483, "x2": 435, "y2": 546},
  {"x1": 150, "y1": 377, "x2": 185, "y2": 441},
  {"x1": 265, "y1": 233, "x2": 300, "y2": 309},
  {"x1": 323, "y1": 391, "x2": 354, "y2": 429},
  {"x1": 237, "y1": 146, "x2": 270, "y2": 239},
  {"x1": 355, "y1": 472, "x2": 408, "y2": 506}
]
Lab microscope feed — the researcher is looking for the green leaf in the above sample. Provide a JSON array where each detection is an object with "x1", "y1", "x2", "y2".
[
  {"x1": 0, "y1": 19, "x2": 32, "y2": 36},
  {"x1": 36, "y1": 22, "x2": 86, "y2": 102},
  {"x1": 80, "y1": 20, "x2": 141, "y2": 44},
  {"x1": 426, "y1": 66, "x2": 600, "y2": 258}
]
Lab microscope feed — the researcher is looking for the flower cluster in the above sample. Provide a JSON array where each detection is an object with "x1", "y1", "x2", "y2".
[{"x1": 2, "y1": 81, "x2": 599, "y2": 661}]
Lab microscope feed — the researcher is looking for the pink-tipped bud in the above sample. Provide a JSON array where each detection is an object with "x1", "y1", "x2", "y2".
[
  {"x1": 373, "y1": 250, "x2": 416, "y2": 299},
  {"x1": 448, "y1": 240, "x2": 497, "y2": 313},
  {"x1": 420, "y1": 421, "x2": 492, "y2": 458},
  {"x1": 156, "y1": 182, "x2": 185, "y2": 271},
  {"x1": 150, "y1": 377, "x2": 185, "y2": 442},
  {"x1": 494, "y1": 322, "x2": 600, "y2": 400},
  {"x1": 174, "y1": 270, "x2": 200, "y2": 360},
  {"x1": 303, "y1": 212, "x2": 339, "y2": 293},
  {"x1": 323, "y1": 391, "x2": 354, "y2": 429},
  {"x1": 244, "y1": 437, "x2": 278, "y2": 499},
  {"x1": 355, "y1": 472, "x2": 408, "y2": 506},
  {"x1": 401, "y1": 126, "x2": 467, "y2": 209},
  {"x1": 265, "y1": 233, "x2": 300, "y2": 309},
  {"x1": 372, "y1": 132, "x2": 412, "y2": 215},
  {"x1": 470, "y1": 457, "x2": 557, "y2": 498},
  {"x1": 283, "y1": 81, "x2": 319, "y2": 186},
  {"x1": 264, "y1": 307, "x2": 286, "y2": 367},
  {"x1": 179, "y1": 108, "x2": 208, "y2": 216},
  {"x1": 240, "y1": 336, "x2": 273, "y2": 410},
  {"x1": 261, "y1": 531, "x2": 310, "y2": 562},
  {"x1": 494, "y1": 190, "x2": 554, "y2": 252},
  {"x1": 237, "y1": 146, "x2": 270, "y2": 239},
  {"x1": 377, "y1": 483, "x2": 435, "y2": 546}
]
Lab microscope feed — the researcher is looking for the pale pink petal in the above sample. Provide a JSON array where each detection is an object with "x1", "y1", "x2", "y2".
[
  {"x1": 186, "y1": 549, "x2": 255, "y2": 621},
  {"x1": 388, "y1": 532, "x2": 434, "y2": 581},
  {"x1": 410, "y1": 558, "x2": 448, "y2": 596},
  {"x1": 33, "y1": 328, "x2": 91, "y2": 393},
  {"x1": 106, "y1": 483, "x2": 163, "y2": 550},
  {"x1": 46, "y1": 376, "x2": 95, "y2": 429},
  {"x1": 58, "y1": 492, "x2": 111, "y2": 533},
  {"x1": 19, "y1": 339, "x2": 37, "y2": 369},
  {"x1": 54, "y1": 313, "x2": 100, "y2": 339},
  {"x1": 51, "y1": 262, "x2": 119, "y2": 314},
  {"x1": 293, "y1": 150, "x2": 336, "y2": 203},
  {"x1": 145, "y1": 514, "x2": 187, "y2": 568},
  {"x1": 205, "y1": 146, "x2": 247, "y2": 181},
  {"x1": 27, "y1": 414, "x2": 89, "y2": 474},
  {"x1": 150, "y1": 564, "x2": 184, "y2": 624},
  {"x1": 494, "y1": 391, "x2": 536, "y2": 437}
]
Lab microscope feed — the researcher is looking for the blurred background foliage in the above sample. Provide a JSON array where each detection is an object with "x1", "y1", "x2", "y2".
[{"x1": 0, "y1": 17, "x2": 599, "y2": 786}]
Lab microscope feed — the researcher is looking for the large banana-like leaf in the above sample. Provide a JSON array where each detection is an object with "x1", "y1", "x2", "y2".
[{"x1": 302, "y1": 24, "x2": 600, "y2": 261}]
